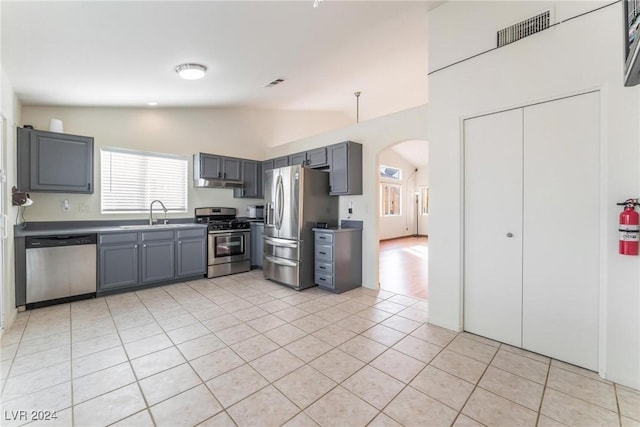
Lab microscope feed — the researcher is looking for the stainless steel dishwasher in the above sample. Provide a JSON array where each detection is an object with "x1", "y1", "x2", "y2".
[{"x1": 25, "y1": 234, "x2": 97, "y2": 306}]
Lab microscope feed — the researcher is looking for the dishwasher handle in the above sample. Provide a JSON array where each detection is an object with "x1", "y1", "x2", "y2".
[{"x1": 26, "y1": 234, "x2": 97, "y2": 249}]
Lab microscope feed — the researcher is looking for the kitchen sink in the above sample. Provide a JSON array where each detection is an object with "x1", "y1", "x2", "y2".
[{"x1": 119, "y1": 224, "x2": 195, "y2": 230}]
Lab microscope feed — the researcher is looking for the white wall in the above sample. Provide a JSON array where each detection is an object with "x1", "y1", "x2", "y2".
[
  {"x1": 427, "y1": 1, "x2": 640, "y2": 389},
  {"x1": 19, "y1": 106, "x2": 349, "y2": 221},
  {"x1": 269, "y1": 105, "x2": 428, "y2": 290},
  {"x1": 378, "y1": 148, "x2": 418, "y2": 240},
  {"x1": 1, "y1": 66, "x2": 21, "y2": 332}
]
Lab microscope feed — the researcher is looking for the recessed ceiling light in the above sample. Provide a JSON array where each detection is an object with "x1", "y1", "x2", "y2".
[
  {"x1": 175, "y1": 63, "x2": 207, "y2": 80},
  {"x1": 147, "y1": 102, "x2": 158, "y2": 106}
]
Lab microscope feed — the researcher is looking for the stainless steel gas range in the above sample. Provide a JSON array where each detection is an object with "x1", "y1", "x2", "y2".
[{"x1": 195, "y1": 207, "x2": 251, "y2": 278}]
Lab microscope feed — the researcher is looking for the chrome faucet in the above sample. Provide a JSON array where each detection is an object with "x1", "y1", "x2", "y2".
[{"x1": 149, "y1": 200, "x2": 168, "y2": 225}]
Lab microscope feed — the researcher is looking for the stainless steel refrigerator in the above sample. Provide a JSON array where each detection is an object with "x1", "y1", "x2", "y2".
[{"x1": 263, "y1": 165, "x2": 339, "y2": 290}]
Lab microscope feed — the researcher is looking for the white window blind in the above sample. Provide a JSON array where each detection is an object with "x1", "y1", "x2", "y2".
[{"x1": 101, "y1": 147, "x2": 188, "y2": 213}]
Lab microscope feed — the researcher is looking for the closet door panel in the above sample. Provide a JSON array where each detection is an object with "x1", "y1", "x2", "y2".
[
  {"x1": 464, "y1": 109, "x2": 523, "y2": 347},
  {"x1": 522, "y1": 92, "x2": 600, "y2": 370}
]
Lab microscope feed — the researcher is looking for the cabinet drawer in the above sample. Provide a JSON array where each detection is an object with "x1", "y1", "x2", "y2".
[
  {"x1": 315, "y1": 244, "x2": 333, "y2": 262},
  {"x1": 315, "y1": 261, "x2": 333, "y2": 274},
  {"x1": 315, "y1": 233, "x2": 333, "y2": 244},
  {"x1": 141, "y1": 230, "x2": 175, "y2": 241},
  {"x1": 99, "y1": 232, "x2": 138, "y2": 245},
  {"x1": 177, "y1": 228, "x2": 206, "y2": 239},
  {"x1": 315, "y1": 272, "x2": 334, "y2": 288}
]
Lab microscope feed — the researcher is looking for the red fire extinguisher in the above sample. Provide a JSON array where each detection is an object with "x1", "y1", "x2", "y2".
[{"x1": 618, "y1": 199, "x2": 640, "y2": 256}]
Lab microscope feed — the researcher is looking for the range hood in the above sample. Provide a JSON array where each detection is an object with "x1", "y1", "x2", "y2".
[{"x1": 193, "y1": 178, "x2": 243, "y2": 188}]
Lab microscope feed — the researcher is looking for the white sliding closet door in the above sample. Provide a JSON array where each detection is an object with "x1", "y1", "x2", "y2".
[
  {"x1": 522, "y1": 92, "x2": 600, "y2": 370},
  {"x1": 464, "y1": 109, "x2": 524, "y2": 347}
]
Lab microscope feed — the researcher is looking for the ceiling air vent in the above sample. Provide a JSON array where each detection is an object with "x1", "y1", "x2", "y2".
[
  {"x1": 497, "y1": 10, "x2": 550, "y2": 47},
  {"x1": 265, "y1": 78, "x2": 285, "y2": 88}
]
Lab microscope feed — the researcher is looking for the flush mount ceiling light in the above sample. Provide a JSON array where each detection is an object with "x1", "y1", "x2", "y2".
[
  {"x1": 175, "y1": 63, "x2": 207, "y2": 80},
  {"x1": 313, "y1": 0, "x2": 323, "y2": 8}
]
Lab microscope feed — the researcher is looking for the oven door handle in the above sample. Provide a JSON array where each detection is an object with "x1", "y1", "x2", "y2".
[
  {"x1": 265, "y1": 255, "x2": 297, "y2": 267},
  {"x1": 264, "y1": 236, "x2": 298, "y2": 248}
]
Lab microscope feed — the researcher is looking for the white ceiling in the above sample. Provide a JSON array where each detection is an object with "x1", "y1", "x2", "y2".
[{"x1": 1, "y1": 1, "x2": 439, "y2": 122}]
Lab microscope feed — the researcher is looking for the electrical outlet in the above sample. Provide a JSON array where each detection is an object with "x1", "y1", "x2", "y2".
[{"x1": 62, "y1": 199, "x2": 70, "y2": 212}]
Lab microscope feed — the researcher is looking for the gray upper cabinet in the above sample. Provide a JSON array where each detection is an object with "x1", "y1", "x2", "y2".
[
  {"x1": 17, "y1": 127, "x2": 94, "y2": 193},
  {"x1": 307, "y1": 147, "x2": 327, "y2": 167},
  {"x1": 287, "y1": 148, "x2": 327, "y2": 168},
  {"x1": 200, "y1": 154, "x2": 222, "y2": 179},
  {"x1": 199, "y1": 154, "x2": 241, "y2": 180},
  {"x1": 274, "y1": 156, "x2": 289, "y2": 168},
  {"x1": 234, "y1": 160, "x2": 262, "y2": 199},
  {"x1": 262, "y1": 159, "x2": 275, "y2": 172},
  {"x1": 328, "y1": 141, "x2": 362, "y2": 196},
  {"x1": 289, "y1": 152, "x2": 307, "y2": 166},
  {"x1": 222, "y1": 157, "x2": 241, "y2": 180}
]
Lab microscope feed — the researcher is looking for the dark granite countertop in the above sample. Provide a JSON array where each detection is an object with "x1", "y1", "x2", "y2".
[{"x1": 14, "y1": 219, "x2": 206, "y2": 237}]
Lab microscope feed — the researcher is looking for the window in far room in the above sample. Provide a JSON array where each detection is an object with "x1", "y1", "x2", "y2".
[
  {"x1": 381, "y1": 183, "x2": 402, "y2": 216},
  {"x1": 101, "y1": 147, "x2": 188, "y2": 213},
  {"x1": 380, "y1": 165, "x2": 402, "y2": 180},
  {"x1": 420, "y1": 186, "x2": 429, "y2": 215}
]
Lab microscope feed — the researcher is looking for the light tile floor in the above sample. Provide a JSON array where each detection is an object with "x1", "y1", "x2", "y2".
[{"x1": 1, "y1": 270, "x2": 638, "y2": 427}]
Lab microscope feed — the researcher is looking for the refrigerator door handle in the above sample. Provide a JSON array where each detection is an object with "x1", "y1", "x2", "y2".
[
  {"x1": 276, "y1": 175, "x2": 285, "y2": 230},
  {"x1": 265, "y1": 255, "x2": 297, "y2": 267}
]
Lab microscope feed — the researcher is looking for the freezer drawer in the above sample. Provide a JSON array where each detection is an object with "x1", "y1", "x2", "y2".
[
  {"x1": 263, "y1": 255, "x2": 301, "y2": 288},
  {"x1": 263, "y1": 236, "x2": 301, "y2": 261}
]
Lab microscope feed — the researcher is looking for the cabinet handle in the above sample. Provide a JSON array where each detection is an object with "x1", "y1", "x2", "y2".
[
  {"x1": 319, "y1": 277, "x2": 326, "y2": 281},
  {"x1": 319, "y1": 266, "x2": 326, "y2": 270},
  {"x1": 224, "y1": 172, "x2": 227, "y2": 178},
  {"x1": 319, "y1": 236, "x2": 326, "y2": 240},
  {"x1": 88, "y1": 183, "x2": 91, "y2": 191},
  {"x1": 143, "y1": 244, "x2": 147, "y2": 248},
  {"x1": 319, "y1": 251, "x2": 326, "y2": 255}
]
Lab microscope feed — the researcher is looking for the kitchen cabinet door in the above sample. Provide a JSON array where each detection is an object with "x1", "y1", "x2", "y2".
[
  {"x1": 234, "y1": 160, "x2": 261, "y2": 199},
  {"x1": 200, "y1": 154, "x2": 222, "y2": 178},
  {"x1": 273, "y1": 156, "x2": 289, "y2": 168},
  {"x1": 327, "y1": 141, "x2": 362, "y2": 195},
  {"x1": 464, "y1": 109, "x2": 524, "y2": 347},
  {"x1": 99, "y1": 244, "x2": 139, "y2": 290},
  {"x1": 221, "y1": 157, "x2": 241, "y2": 180},
  {"x1": 140, "y1": 240, "x2": 175, "y2": 284},
  {"x1": 177, "y1": 238, "x2": 206, "y2": 277},
  {"x1": 18, "y1": 127, "x2": 94, "y2": 193},
  {"x1": 306, "y1": 147, "x2": 327, "y2": 167},
  {"x1": 289, "y1": 152, "x2": 307, "y2": 166}
]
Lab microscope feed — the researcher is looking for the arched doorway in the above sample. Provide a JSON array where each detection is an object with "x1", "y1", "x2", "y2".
[{"x1": 377, "y1": 140, "x2": 429, "y2": 299}]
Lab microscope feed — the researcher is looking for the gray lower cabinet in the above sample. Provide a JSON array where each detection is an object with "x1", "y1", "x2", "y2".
[
  {"x1": 313, "y1": 227, "x2": 362, "y2": 293},
  {"x1": 177, "y1": 236, "x2": 207, "y2": 277},
  {"x1": 99, "y1": 243, "x2": 139, "y2": 291},
  {"x1": 141, "y1": 240, "x2": 175, "y2": 284},
  {"x1": 17, "y1": 127, "x2": 94, "y2": 193},
  {"x1": 98, "y1": 227, "x2": 206, "y2": 294}
]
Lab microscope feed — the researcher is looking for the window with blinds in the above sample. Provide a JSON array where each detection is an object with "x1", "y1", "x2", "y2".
[{"x1": 101, "y1": 147, "x2": 188, "y2": 213}]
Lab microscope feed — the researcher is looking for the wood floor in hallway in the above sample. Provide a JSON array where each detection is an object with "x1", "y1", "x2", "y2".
[{"x1": 379, "y1": 236, "x2": 428, "y2": 300}]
